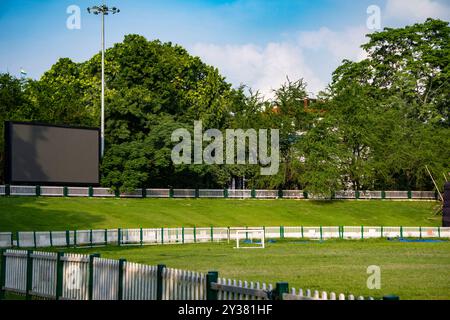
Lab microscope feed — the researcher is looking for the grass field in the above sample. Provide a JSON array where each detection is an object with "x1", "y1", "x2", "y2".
[
  {"x1": 1, "y1": 197, "x2": 448, "y2": 300},
  {"x1": 0, "y1": 197, "x2": 441, "y2": 232},
  {"x1": 52, "y1": 239, "x2": 449, "y2": 300}
]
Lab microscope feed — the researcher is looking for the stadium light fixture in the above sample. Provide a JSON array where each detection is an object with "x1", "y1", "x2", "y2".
[{"x1": 87, "y1": 4, "x2": 120, "y2": 158}]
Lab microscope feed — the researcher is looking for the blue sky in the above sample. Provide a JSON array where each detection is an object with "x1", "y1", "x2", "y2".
[{"x1": 1, "y1": 0, "x2": 449, "y2": 96}]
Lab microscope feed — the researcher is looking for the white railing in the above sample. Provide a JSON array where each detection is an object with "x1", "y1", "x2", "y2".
[
  {"x1": 0, "y1": 185, "x2": 438, "y2": 200},
  {"x1": 7, "y1": 226, "x2": 449, "y2": 250},
  {"x1": 283, "y1": 288, "x2": 373, "y2": 300},
  {"x1": 1, "y1": 249, "x2": 377, "y2": 301}
]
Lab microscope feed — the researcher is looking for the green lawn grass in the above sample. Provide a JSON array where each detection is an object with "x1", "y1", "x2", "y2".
[
  {"x1": 0, "y1": 197, "x2": 441, "y2": 232},
  {"x1": 55, "y1": 239, "x2": 450, "y2": 300}
]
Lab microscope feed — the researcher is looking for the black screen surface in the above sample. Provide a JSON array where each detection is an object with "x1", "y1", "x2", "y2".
[{"x1": 5, "y1": 122, "x2": 99, "y2": 185}]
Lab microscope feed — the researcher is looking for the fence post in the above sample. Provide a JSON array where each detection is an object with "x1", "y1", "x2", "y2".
[
  {"x1": 182, "y1": 227, "x2": 185, "y2": 244},
  {"x1": 251, "y1": 189, "x2": 256, "y2": 199},
  {"x1": 381, "y1": 226, "x2": 384, "y2": 238},
  {"x1": 400, "y1": 226, "x2": 403, "y2": 238},
  {"x1": 361, "y1": 226, "x2": 364, "y2": 240},
  {"x1": 301, "y1": 226, "x2": 304, "y2": 239},
  {"x1": 114, "y1": 189, "x2": 120, "y2": 198},
  {"x1": 320, "y1": 226, "x2": 323, "y2": 241},
  {"x1": 50, "y1": 231, "x2": 53, "y2": 247},
  {"x1": 303, "y1": 191, "x2": 308, "y2": 199},
  {"x1": 104, "y1": 229, "x2": 108, "y2": 246},
  {"x1": 224, "y1": 188, "x2": 228, "y2": 198},
  {"x1": 10, "y1": 233, "x2": 13, "y2": 248},
  {"x1": 438, "y1": 226, "x2": 441, "y2": 238},
  {"x1": 156, "y1": 264, "x2": 166, "y2": 300},
  {"x1": 26, "y1": 250, "x2": 33, "y2": 300},
  {"x1": 63, "y1": 186, "x2": 68, "y2": 197},
  {"x1": 195, "y1": 189, "x2": 200, "y2": 198},
  {"x1": 206, "y1": 271, "x2": 219, "y2": 300},
  {"x1": 278, "y1": 189, "x2": 283, "y2": 199},
  {"x1": 88, "y1": 253, "x2": 100, "y2": 300},
  {"x1": 140, "y1": 228, "x2": 143, "y2": 246},
  {"x1": 33, "y1": 231, "x2": 37, "y2": 249},
  {"x1": 0, "y1": 249, "x2": 6, "y2": 300},
  {"x1": 280, "y1": 226, "x2": 284, "y2": 239},
  {"x1": 419, "y1": 226, "x2": 422, "y2": 239},
  {"x1": 5, "y1": 184, "x2": 10, "y2": 196},
  {"x1": 88, "y1": 186, "x2": 94, "y2": 197},
  {"x1": 90, "y1": 229, "x2": 93, "y2": 247},
  {"x1": 169, "y1": 188, "x2": 174, "y2": 198},
  {"x1": 35, "y1": 185, "x2": 41, "y2": 197},
  {"x1": 55, "y1": 252, "x2": 64, "y2": 300},
  {"x1": 16, "y1": 231, "x2": 20, "y2": 248},
  {"x1": 194, "y1": 226, "x2": 197, "y2": 243},
  {"x1": 161, "y1": 228, "x2": 164, "y2": 244},
  {"x1": 118, "y1": 259, "x2": 126, "y2": 300},
  {"x1": 273, "y1": 282, "x2": 289, "y2": 300},
  {"x1": 407, "y1": 191, "x2": 412, "y2": 200},
  {"x1": 355, "y1": 191, "x2": 360, "y2": 199},
  {"x1": 142, "y1": 188, "x2": 147, "y2": 198},
  {"x1": 210, "y1": 226, "x2": 214, "y2": 242},
  {"x1": 74, "y1": 230, "x2": 77, "y2": 247},
  {"x1": 118, "y1": 228, "x2": 121, "y2": 246},
  {"x1": 381, "y1": 190, "x2": 386, "y2": 200}
]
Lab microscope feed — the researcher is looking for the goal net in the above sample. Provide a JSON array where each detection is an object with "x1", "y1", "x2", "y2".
[{"x1": 234, "y1": 229, "x2": 265, "y2": 249}]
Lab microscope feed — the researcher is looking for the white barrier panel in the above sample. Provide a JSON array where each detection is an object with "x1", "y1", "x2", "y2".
[
  {"x1": 17, "y1": 232, "x2": 35, "y2": 248},
  {"x1": 93, "y1": 188, "x2": 115, "y2": 197},
  {"x1": 199, "y1": 189, "x2": 223, "y2": 198},
  {"x1": 385, "y1": 191, "x2": 408, "y2": 199},
  {"x1": 411, "y1": 191, "x2": 435, "y2": 199},
  {"x1": 228, "y1": 189, "x2": 252, "y2": 198},
  {"x1": 322, "y1": 227, "x2": 340, "y2": 239},
  {"x1": 51, "y1": 231, "x2": 68, "y2": 247},
  {"x1": 4, "y1": 250, "x2": 28, "y2": 294},
  {"x1": 282, "y1": 190, "x2": 304, "y2": 199},
  {"x1": 67, "y1": 187, "x2": 89, "y2": 197},
  {"x1": 121, "y1": 189, "x2": 143, "y2": 198},
  {"x1": 123, "y1": 262, "x2": 157, "y2": 300},
  {"x1": 146, "y1": 188, "x2": 170, "y2": 198},
  {"x1": 0, "y1": 232, "x2": 12, "y2": 248},
  {"x1": 0, "y1": 185, "x2": 5, "y2": 195},
  {"x1": 92, "y1": 257, "x2": 119, "y2": 300},
  {"x1": 335, "y1": 190, "x2": 355, "y2": 199},
  {"x1": 41, "y1": 186, "x2": 64, "y2": 197},
  {"x1": 162, "y1": 268, "x2": 206, "y2": 300},
  {"x1": 10, "y1": 185, "x2": 35, "y2": 196},
  {"x1": 107, "y1": 229, "x2": 119, "y2": 245},
  {"x1": 35, "y1": 231, "x2": 52, "y2": 247},
  {"x1": 255, "y1": 190, "x2": 278, "y2": 199},
  {"x1": 173, "y1": 189, "x2": 196, "y2": 198},
  {"x1": 360, "y1": 191, "x2": 382, "y2": 199},
  {"x1": 30, "y1": 251, "x2": 57, "y2": 298},
  {"x1": 61, "y1": 253, "x2": 89, "y2": 300}
]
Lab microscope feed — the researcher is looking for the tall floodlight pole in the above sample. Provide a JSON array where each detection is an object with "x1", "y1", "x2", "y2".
[{"x1": 87, "y1": 5, "x2": 120, "y2": 157}]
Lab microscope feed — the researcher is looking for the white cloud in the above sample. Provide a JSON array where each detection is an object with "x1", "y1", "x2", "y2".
[
  {"x1": 191, "y1": 25, "x2": 371, "y2": 98},
  {"x1": 385, "y1": 0, "x2": 450, "y2": 23},
  {"x1": 191, "y1": 42, "x2": 325, "y2": 98},
  {"x1": 297, "y1": 25, "x2": 369, "y2": 62}
]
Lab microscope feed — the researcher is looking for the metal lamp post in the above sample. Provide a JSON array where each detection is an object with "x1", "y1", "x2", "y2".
[{"x1": 87, "y1": 4, "x2": 120, "y2": 157}]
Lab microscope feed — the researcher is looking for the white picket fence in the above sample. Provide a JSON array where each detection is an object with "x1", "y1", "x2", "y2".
[
  {"x1": 0, "y1": 250, "x2": 375, "y2": 300},
  {"x1": 1, "y1": 226, "x2": 449, "y2": 249},
  {"x1": 0, "y1": 250, "x2": 208, "y2": 300},
  {"x1": 0, "y1": 185, "x2": 437, "y2": 200},
  {"x1": 283, "y1": 288, "x2": 373, "y2": 300}
]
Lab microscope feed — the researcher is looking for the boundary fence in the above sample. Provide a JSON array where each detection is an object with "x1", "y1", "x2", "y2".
[
  {"x1": 1, "y1": 226, "x2": 449, "y2": 249},
  {"x1": 0, "y1": 185, "x2": 438, "y2": 200},
  {"x1": 0, "y1": 249, "x2": 378, "y2": 301}
]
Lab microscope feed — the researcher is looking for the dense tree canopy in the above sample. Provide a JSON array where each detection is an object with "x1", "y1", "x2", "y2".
[{"x1": 1, "y1": 20, "x2": 449, "y2": 194}]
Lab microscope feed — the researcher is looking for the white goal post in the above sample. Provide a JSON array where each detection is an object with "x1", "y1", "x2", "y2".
[{"x1": 234, "y1": 228, "x2": 265, "y2": 249}]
